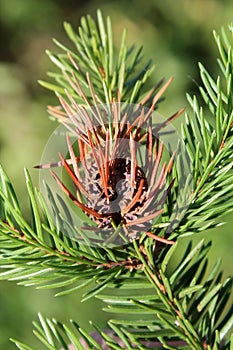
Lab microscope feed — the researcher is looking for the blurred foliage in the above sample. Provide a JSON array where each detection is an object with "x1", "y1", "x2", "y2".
[{"x1": 0, "y1": 0, "x2": 232, "y2": 348}]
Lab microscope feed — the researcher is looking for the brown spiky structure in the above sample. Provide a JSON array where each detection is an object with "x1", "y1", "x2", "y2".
[{"x1": 38, "y1": 65, "x2": 184, "y2": 245}]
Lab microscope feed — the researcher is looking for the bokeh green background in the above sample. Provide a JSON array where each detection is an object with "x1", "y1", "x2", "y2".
[{"x1": 0, "y1": 0, "x2": 233, "y2": 348}]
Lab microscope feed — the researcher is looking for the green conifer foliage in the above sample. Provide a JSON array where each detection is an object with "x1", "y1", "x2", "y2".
[{"x1": 0, "y1": 11, "x2": 232, "y2": 350}]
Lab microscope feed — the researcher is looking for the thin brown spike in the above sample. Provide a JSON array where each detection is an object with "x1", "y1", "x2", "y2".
[
  {"x1": 58, "y1": 95, "x2": 75, "y2": 118},
  {"x1": 66, "y1": 133, "x2": 80, "y2": 179},
  {"x1": 145, "y1": 231, "x2": 175, "y2": 245},
  {"x1": 146, "y1": 127, "x2": 153, "y2": 172},
  {"x1": 145, "y1": 176, "x2": 175, "y2": 211},
  {"x1": 34, "y1": 157, "x2": 80, "y2": 169},
  {"x1": 87, "y1": 131, "x2": 109, "y2": 200},
  {"x1": 63, "y1": 69, "x2": 82, "y2": 98},
  {"x1": 166, "y1": 152, "x2": 176, "y2": 173},
  {"x1": 58, "y1": 153, "x2": 89, "y2": 198},
  {"x1": 67, "y1": 52, "x2": 81, "y2": 72},
  {"x1": 122, "y1": 179, "x2": 144, "y2": 214},
  {"x1": 129, "y1": 133, "x2": 136, "y2": 189},
  {"x1": 125, "y1": 208, "x2": 164, "y2": 226},
  {"x1": 51, "y1": 170, "x2": 103, "y2": 219},
  {"x1": 139, "y1": 78, "x2": 164, "y2": 105},
  {"x1": 86, "y1": 72, "x2": 108, "y2": 131},
  {"x1": 131, "y1": 78, "x2": 174, "y2": 131},
  {"x1": 148, "y1": 142, "x2": 164, "y2": 190},
  {"x1": 139, "y1": 86, "x2": 157, "y2": 105},
  {"x1": 48, "y1": 105, "x2": 67, "y2": 122},
  {"x1": 105, "y1": 130, "x2": 110, "y2": 184},
  {"x1": 154, "y1": 108, "x2": 185, "y2": 133},
  {"x1": 151, "y1": 163, "x2": 167, "y2": 192},
  {"x1": 152, "y1": 77, "x2": 173, "y2": 107}
]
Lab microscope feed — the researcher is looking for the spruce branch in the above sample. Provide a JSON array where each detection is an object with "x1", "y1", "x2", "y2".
[
  {"x1": 10, "y1": 242, "x2": 233, "y2": 349},
  {"x1": 0, "y1": 11, "x2": 232, "y2": 350},
  {"x1": 39, "y1": 9, "x2": 155, "y2": 108}
]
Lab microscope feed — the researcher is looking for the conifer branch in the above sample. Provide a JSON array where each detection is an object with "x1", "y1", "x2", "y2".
[{"x1": 0, "y1": 12, "x2": 232, "y2": 350}]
